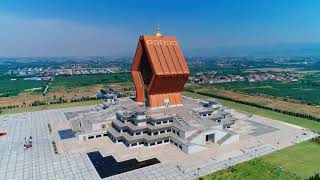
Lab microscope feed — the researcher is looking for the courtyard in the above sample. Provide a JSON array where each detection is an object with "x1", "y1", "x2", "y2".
[{"x1": 0, "y1": 104, "x2": 315, "y2": 180}]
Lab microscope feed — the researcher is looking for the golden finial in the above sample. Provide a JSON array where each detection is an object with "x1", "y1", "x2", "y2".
[{"x1": 155, "y1": 24, "x2": 162, "y2": 37}]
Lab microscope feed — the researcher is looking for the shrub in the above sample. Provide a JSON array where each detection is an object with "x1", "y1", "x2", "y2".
[{"x1": 306, "y1": 173, "x2": 320, "y2": 180}]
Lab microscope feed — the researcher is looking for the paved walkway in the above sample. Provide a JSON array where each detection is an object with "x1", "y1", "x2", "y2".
[{"x1": 0, "y1": 108, "x2": 100, "y2": 180}]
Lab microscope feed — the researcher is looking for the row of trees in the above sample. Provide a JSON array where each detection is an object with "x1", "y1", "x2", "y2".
[
  {"x1": 0, "y1": 95, "x2": 103, "y2": 111},
  {"x1": 185, "y1": 89, "x2": 320, "y2": 122}
]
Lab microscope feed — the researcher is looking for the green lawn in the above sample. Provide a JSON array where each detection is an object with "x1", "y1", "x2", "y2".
[
  {"x1": 203, "y1": 141, "x2": 320, "y2": 180},
  {"x1": 203, "y1": 159, "x2": 299, "y2": 180},
  {"x1": 262, "y1": 141, "x2": 320, "y2": 178},
  {"x1": 183, "y1": 91, "x2": 320, "y2": 131},
  {"x1": 0, "y1": 99, "x2": 103, "y2": 115}
]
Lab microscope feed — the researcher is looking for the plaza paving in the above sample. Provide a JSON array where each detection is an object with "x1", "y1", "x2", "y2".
[{"x1": 0, "y1": 106, "x2": 315, "y2": 180}]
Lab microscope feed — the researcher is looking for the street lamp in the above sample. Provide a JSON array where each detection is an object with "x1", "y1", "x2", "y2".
[
  {"x1": 197, "y1": 167, "x2": 200, "y2": 178},
  {"x1": 228, "y1": 157, "x2": 231, "y2": 167}
]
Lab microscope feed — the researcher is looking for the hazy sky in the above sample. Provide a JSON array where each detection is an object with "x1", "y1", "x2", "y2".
[{"x1": 0, "y1": 0, "x2": 320, "y2": 56}]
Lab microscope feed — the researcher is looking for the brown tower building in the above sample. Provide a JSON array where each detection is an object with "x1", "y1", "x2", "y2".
[{"x1": 132, "y1": 27, "x2": 190, "y2": 108}]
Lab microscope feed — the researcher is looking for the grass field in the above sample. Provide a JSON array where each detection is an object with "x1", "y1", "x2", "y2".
[
  {"x1": 203, "y1": 141, "x2": 320, "y2": 179},
  {"x1": 0, "y1": 99, "x2": 103, "y2": 115},
  {"x1": 203, "y1": 159, "x2": 299, "y2": 180},
  {"x1": 183, "y1": 91, "x2": 320, "y2": 131}
]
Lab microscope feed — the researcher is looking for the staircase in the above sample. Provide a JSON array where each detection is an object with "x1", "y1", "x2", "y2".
[
  {"x1": 217, "y1": 133, "x2": 232, "y2": 145},
  {"x1": 173, "y1": 114, "x2": 190, "y2": 127},
  {"x1": 186, "y1": 130, "x2": 203, "y2": 142}
]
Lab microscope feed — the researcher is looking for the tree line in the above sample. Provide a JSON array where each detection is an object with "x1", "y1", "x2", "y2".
[{"x1": 0, "y1": 95, "x2": 109, "y2": 113}]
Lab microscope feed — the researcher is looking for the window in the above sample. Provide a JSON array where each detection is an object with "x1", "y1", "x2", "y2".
[
  {"x1": 88, "y1": 136, "x2": 94, "y2": 139},
  {"x1": 164, "y1": 139, "x2": 169, "y2": 143},
  {"x1": 160, "y1": 130, "x2": 165, "y2": 134},
  {"x1": 103, "y1": 133, "x2": 108, "y2": 136},
  {"x1": 169, "y1": 120, "x2": 173, "y2": 123},
  {"x1": 179, "y1": 145, "x2": 182, "y2": 150},
  {"x1": 143, "y1": 131, "x2": 148, "y2": 134},
  {"x1": 150, "y1": 142, "x2": 155, "y2": 146},
  {"x1": 163, "y1": 121, "x2": 167, "y2": 124},
  {"x1": 177, "y1": 132, "x2": 180, "y2": 136},
  {"x1": 154, "y1": 132, "x2": 159, "y2": 135},
  {"x1": 96, "y1": 135, "x2": 102, "y2": 138},
  {"x1": 172, "y1": 130, "x2": 176, "y2": 133},
  {"x1": 157, "y1": 141, "x2": 162, "y2": 144},
  {"x1": 132, "y1": 143, "x2": 137, "y2": 146},
  {"x1": 156, "y1": 122, "x2": 161, "y2": 125},
  {"x1": 136, "y1": 132, "x2": 141, "y2": 135},
  {"x1": 139, "y1": 142, "x2": 144, "y2": 145},
  {"x1": 167, "y1": 129, "x2": 171, "y2": 132}
]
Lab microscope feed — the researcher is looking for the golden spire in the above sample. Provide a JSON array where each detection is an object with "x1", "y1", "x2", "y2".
[{"x1": 155, "y1": 24, "x2": 162, "y2": 37}]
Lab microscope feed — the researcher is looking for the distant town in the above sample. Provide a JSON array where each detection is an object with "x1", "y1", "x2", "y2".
[
  {"x1": 6, "y1": 66, "x2": 119, "y2": 77},
  {"x1": 189, "y1": 71, "x2": 302, "y2": 84}
]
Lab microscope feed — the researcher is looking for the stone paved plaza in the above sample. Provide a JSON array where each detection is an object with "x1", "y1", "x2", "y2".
[{"x1": 0, "y1": 105, "x2": 315, "y2": 180}]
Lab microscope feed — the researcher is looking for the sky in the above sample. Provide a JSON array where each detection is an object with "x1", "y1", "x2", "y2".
[{"x1": 0, "y1": 0, "x2": 320, "y2": 57}]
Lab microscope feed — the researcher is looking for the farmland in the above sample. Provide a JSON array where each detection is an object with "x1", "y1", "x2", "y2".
[
  {"x1": 50, "y1": 73, "x2": 131, "y2": 91},
  {"x1": 0, "y1": 76, "x2": 47, "y2": 97},
  {"x1": 183, "y1": 91, "x2": 320, "y2": 131},
  {"x1": 214, "y1": 74, "x2": 320, "y2": 105},
  {"x1": 185, "y1": 83, "x2": 320, "y2": 117},
  {"x1": 0, "y1": 73, "x2": 132, "y2": 107}
]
